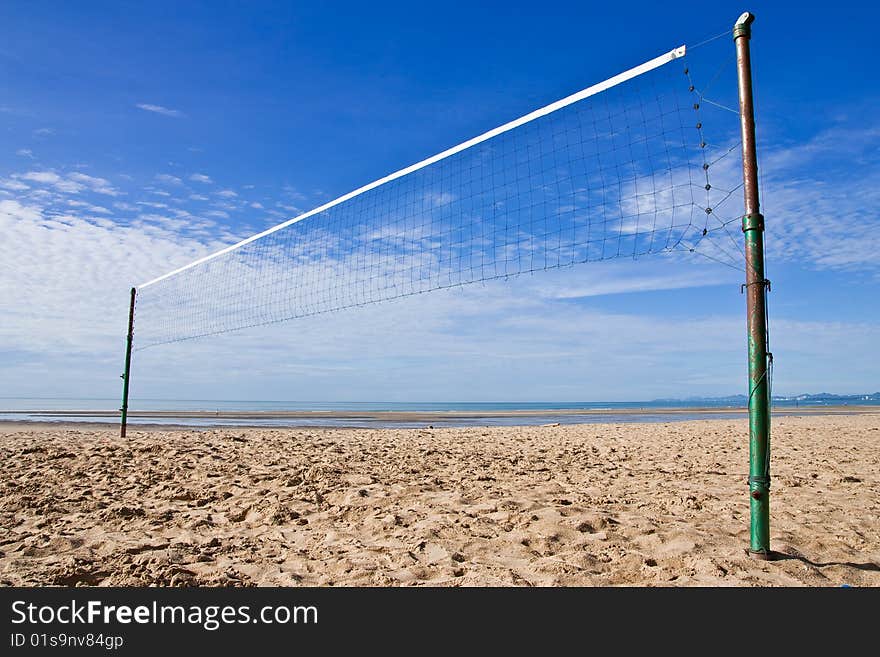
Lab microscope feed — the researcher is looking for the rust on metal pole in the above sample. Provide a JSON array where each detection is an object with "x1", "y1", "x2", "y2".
[
  {"x1": 736, "y1": 15, "x2": 761, "y2": 218},
  {"x1": 120, "y1": 287, "x2": 136, "y2": 438},
  {"x1": 734, "y1": 11, "x2": 773, "y2": 559}
]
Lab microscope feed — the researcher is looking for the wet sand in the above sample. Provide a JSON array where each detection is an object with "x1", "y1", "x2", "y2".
[
  {"x1": 9, "y1": 404, "x2": 877, "y2": 422},
  {"x1": 1, "y1": 413, "x2": 878, "y2": 586}
]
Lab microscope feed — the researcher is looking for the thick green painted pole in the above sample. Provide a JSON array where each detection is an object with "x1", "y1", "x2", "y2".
[
  {"x1": 120, "y1": 287, "x2": 136, "y2": 438},
  {"x1": 734, "y1": 12, "x2": 772, "y2": 559}
]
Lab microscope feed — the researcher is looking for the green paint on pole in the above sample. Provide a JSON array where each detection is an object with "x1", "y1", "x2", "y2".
[
  {"x1": 734, "y1": 12, "x2": 773, "y2": 559},
  {"x1": 743, "y1": 213, "x2": 771, "y2": 556},
  {"x1": 120, "y1": 287, "x2": 136, "y2": 438}
]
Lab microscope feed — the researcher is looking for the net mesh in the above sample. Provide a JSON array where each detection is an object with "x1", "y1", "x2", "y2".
[{"x1": 134, "y1": 46, "x2": 744, "y2": 350}]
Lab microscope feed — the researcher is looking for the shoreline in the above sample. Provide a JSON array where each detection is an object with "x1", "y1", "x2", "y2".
[
  {"x1": 0, "y1": 405, "x2": 876, "y2": 432},
  {"x1": 7, "y1": 403, "x2": 878, "y2": 419}
]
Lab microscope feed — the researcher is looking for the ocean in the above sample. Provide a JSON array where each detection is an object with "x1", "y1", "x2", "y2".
[{"x1": 0, "y1": 397, "x2": 874, "y2": 429}]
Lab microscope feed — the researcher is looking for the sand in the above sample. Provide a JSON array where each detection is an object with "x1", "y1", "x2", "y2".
[{"x1": 1, "y1": 414, "x2": 878, "y2": 587}]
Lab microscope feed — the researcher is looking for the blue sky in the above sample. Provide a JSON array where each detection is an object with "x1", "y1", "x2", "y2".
[{"x1": 0, "y1": 1, "x2": 878, "y2": 403}]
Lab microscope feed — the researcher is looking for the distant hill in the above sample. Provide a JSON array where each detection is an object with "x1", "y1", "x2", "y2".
[
  {"x1": 652, "y1": 392, "x2": 880, "y2": 404},
  {"x1": 771, "y1": 392, "x2": 880, "y2": 402}
]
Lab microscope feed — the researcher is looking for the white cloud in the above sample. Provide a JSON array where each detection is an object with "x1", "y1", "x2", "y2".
[
  {"x1": 68, "y1": 172, "x2": 121, "y2": 196},
  {"x1": 16, "y1": 149, "x2": 34, "y2": 159},
  {"x1": 135, "y1": 103, "x2": 184, "y2": 118},
  {"x1": 426, "y1": 191, "x2": 456, "y2": 207},
  {"x1": 0, "y1": 199, "x2": 41, "y2": 222},
  {"x1": 125, "y1": 264, "x2": 878, "y2": 401},
  {"x1": 33, "y1": 128, "x2": 54, "y2": 136},
  {"x1": 536, "y1": 268, "x2": 730, "y2": 299},
  {"x1": 760, "y1": 124, "x2": 880, "y2": 272},
  {"x1": 0, "y1": 200, "x2": 231, "y2": 377},
  {"x1": 19, "y1": 171, "x2": 82, "y2": 193},
  {"x1": 1, "y1": 114, "x2": 879, "y2": 401},
  {"x1": 1, "y1": 188, "x2": 748, "y2": 399},
  {"x1": 0, "y1": 186, "x2": 875, "y2": 401},
  {"x1": 66, "y1": 199, "x2": 111, "y2": 214},
  {"x1": 216, "y1": 189, "x2": 237, "y2": 198},
  {"x1": 155, "y1": 174, "x2": 183, "y2": 185},
  {"x1": 20, "y1": 171, "x2": 61, "y2": 184},
  {"x1": 15, "y1": 170, "x2": 121, "y2": 197},
  {"x1": 0, "y1": 179, "x2": 30, "y2": 191},
  {"x1": 282, "y1": 185, "x2": 307, "y2": 201}
]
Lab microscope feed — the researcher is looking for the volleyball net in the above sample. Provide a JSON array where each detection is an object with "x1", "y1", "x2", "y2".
[{"x1": 133, "y1": 42, "x2": 744, "y2": 350}]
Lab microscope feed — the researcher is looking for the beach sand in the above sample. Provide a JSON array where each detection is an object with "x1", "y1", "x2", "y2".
[{"x1": 1, "y1": 414, "x2": 877, "y2": 586}]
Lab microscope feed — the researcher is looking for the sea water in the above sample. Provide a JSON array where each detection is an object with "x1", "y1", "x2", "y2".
[{"x1": 0, "y1": 396, "x2": 871, "y2": 429}]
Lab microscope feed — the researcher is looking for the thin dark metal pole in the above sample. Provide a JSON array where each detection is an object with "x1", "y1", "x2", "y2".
[
  {"x1": 734, "y1": 11, "x2": 772, "y2": 559},
  {"x1": 120, "y1": 287, "x2": 136, "y2": 438}
]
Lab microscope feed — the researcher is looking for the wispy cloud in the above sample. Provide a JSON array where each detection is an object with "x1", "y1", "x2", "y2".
[
  {"x1": 19, "y1": 171, "x2": 82, "y2": 193},
  {"x1": 66, "y1": 199, "x2": 112, "y2": 214},
  {"x1": 68, "y1": 172, "x2": 121, "y2": 197},
  {"x1": 426, "y1": 191, "x2": 456, "y2": 207},
  {"x1": 136, "y1": 103, "x2": 185, "y2": 118},
  {"x1": 1, "y1": 112, "x2": 879, "y2": 400},
  {"x1": 14, "y1": 170, "x2": 121, "y2": 197},
  {"x1": 136, "y1": 201, "x2": 170, "y2": 209},
  {"x1": 33, "y1": 128, "x2": 54, "y2": 136},
  {"x1": 0, "y1": 194, "x2": 761, "y2": 400},
  {"x1": 0, "y1": 199, "x2": 231, "y2": 362},
  {"x1": 536, "y1": 268, "x2": 731, "y2": 299},
  {"x1": 282, "y1": 185, "x2": 307, "y2": 201},
  {"x1": 216, "y1": 189, "x2": 237, "y2": 198},
  {"x1": 761, "y1": 123, "x2": 880, "y2": 272},
  {"x1": 16, "y1": 149, "x2": 34, "y2": 159},
  {"x1": 0, "y1": 178, "x2": 30, "y2": 191}
]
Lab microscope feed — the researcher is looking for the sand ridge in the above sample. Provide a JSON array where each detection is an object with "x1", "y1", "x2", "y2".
[{"x1": 1, "y1": 414, "x2": 878, "y2": 586}]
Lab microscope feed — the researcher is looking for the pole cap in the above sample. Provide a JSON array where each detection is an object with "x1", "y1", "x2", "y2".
[{"x1": 733, "y1": 11, "x2": 755, "y2": 40}]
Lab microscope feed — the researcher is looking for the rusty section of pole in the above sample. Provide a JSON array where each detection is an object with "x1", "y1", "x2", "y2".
[
  {"x1": 735, "y1": 13, "x2": 760, "y2": 217},
  {"x1": 734, "y1": 11, "x2": 773, "y2": 559},
  {"x1": 120, "y1": 287, "x2": 137, "y2": 438}
]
